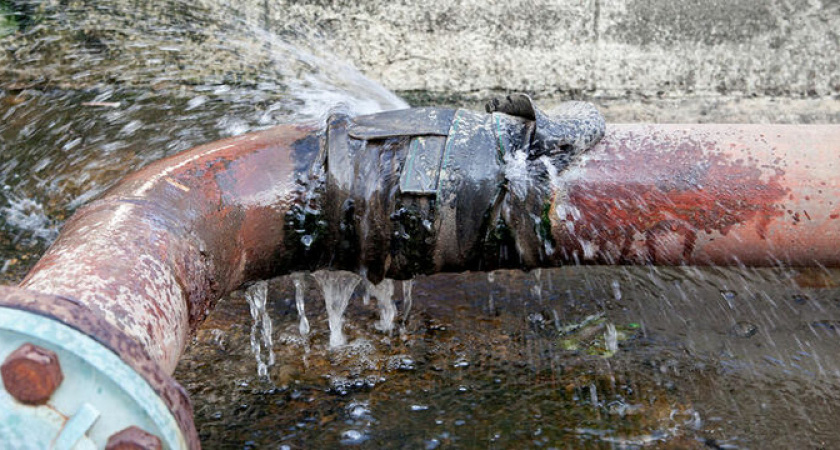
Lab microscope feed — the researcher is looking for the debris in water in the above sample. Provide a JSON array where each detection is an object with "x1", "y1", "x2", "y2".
[
  {"x1": 246, "y1": 281, "x2": 274, "y2": 378},
  {"x1": 557, "y1": 313, "x2": 605, "y2": 336},
  {"x1": 312, "y1": 270, "x2": 361, "y2": 348}
]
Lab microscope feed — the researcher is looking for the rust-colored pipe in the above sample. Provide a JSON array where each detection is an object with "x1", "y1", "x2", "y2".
[
  {"x1": 19, "y1": 123, "x2": 321, "y2": 373},
  {"x1": 14, "y1": 123, "x2": 840, "y2": 375},
  {"x1": 547, "y1": 125, "x2": 840, "y2": 267}
]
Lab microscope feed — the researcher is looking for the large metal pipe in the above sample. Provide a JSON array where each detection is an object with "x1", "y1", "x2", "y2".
[
  {"x1": 2, "y1": 123, "x2": 320, "y2": 449},
  {"x1": 547, "y1": 125, "x2": 840, "y2": 267},
  {"x1": 20, "y1": 123, "x2": 321, "y2": 373},
  {"x1": 1, "y1": 120, "x2": 839, "y2": 449}
]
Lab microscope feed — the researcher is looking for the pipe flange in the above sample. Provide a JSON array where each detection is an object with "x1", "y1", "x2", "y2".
[{"x1": 0, "y1": 287, "x2": 198, "y2": 449}]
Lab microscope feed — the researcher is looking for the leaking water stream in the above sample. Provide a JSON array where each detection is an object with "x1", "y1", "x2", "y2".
[{"x1": 2, "y1": 4, "x2": 840, "y2": 449}]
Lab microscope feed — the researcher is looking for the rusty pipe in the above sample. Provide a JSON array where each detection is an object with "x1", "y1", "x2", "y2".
[
  {"x1": 12, "y1": 122, "x2": 840, "y2": 371},
  {"x1": 2, "y1": 123, "x2": 320, "y2": 449},
  {"x1": 20, "y1": 123, "x2": 321, "y2": 373},
  {"x1": 547, "y1": 125, "x2": 840, "y2": 267}
]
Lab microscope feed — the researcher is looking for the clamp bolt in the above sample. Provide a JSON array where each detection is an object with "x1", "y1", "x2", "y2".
[
  {"x1": 1, "y1": 343, "x2": 64, "y2": 405},
  {"x1": 105, "y1": 426, "x2": 163, "y2": 450}
]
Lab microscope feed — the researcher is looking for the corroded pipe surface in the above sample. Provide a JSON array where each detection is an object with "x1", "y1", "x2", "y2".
[
  {"x1": 548, "y1": 125, "x2": 840, "y2": 267},
  {"x1": 20, "y1": 123, "x2": 320, "y2": 374},
  {"x1": 15, "y1": 123, "x2": 840, "y2": 377}
]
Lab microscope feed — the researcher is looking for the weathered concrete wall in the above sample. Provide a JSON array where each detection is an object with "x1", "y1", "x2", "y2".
[
  {"x1": 270, "y1": 0, "x2": 840, "y2": 98},
  {"x1": 1, "y1": 0, "x2": 838, "y2": 121}
]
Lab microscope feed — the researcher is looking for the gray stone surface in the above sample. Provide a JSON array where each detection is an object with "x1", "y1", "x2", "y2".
[
  {"x1": 268, "y1": 0, "x2": 840, "y2": 98},
  {"x1": 1, "y1": 0, "x2": 838, "y2": 122}
]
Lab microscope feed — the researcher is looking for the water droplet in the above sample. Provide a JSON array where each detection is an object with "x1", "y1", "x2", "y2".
[
  {"x1": 411, "y1": 404, "x2": 429, "y2": 411},
  {"x1": 347, "y1": 401, "x2": 370, "y2": 419},
  {"x1": 605, "y1": 323, "x2": 618, "y2": 354},
  {"x1": 301, "y1": 234, "x2": 313, "y2": 248},
  {"x1": 340, "y1": 429, "x2": 367, "y2": 445},
  {"x1": 730, "y1": 321, "x2": 758, "y2": 338},
  {"x1": 612, "y1": 279, "x2": 622, "y2": 301},
  {"x1": 453, "y1": 359, "x2": 470, "y2": 368},
  {"x1": 720, "y1": 290, "x2": 737, "y2": 309},
  {"x1": 402, "y1": 279, "x2": 414, "y2": 325}
]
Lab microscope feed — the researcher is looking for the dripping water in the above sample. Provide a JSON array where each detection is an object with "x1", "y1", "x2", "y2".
[
  {"x1": 402, "y1": 279, "x2": 414, "y2": 325},
  {"x1": 368, "y1": 279, "x2": 396, "y2": 334},
  {"x1": 532, "y1": 268, "x2": 543, "y2": 303},
  {"x1": 487, "y1": 271, "x2": 495, "y2": 314},
  {"x1": 293, "y1": 272, "x2": 310, "y2": 338},
  {"x1": 245, "y1": 280, "x2": 274, "y2": 378},
  {"x1": 312, "y1": 270, "x2": 361, "y2": 348}
]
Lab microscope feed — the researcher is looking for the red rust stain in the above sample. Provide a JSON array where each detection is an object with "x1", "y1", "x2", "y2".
[{"x1": 556, "y1": 130, "x2": 789, "y2": 262}]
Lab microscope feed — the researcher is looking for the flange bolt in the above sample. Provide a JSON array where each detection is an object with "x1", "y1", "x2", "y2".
[
  {"x1": 1, "y1": 343, "x2": 64, "y2": 405},
  {"x1": 105, "y1": 426, "x2": 163, "y2": 450}
]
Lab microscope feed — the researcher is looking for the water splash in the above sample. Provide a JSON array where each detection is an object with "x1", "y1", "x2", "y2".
[
  {"x1": 402, "y1": 279, "x2": 414, "y2": 324},
  {"x1": 1, "y1": 195, "x2": 59, "y2": 244},
  {"x1": 612, "y1": 279, "x2": 622, "y2": 302},
  {"x1": 368, "y1": 279, "x2": 396, "y2": 334},
  {"x1": 532, "y1": 268, "x2": 543, "y2": 302},
  {"x1": 312, "y1": 270, "x2": 361, "y2": 348},
  {"x1": 605, "y1": 323, "x2": 618, "y2": 356},
  {"x1": 504, "y1": 149, "x2": 531, "y2": 200},
  {"x1": 245, "y1": 281, "x2": 274, "y2": 378},
  {"x1": 293, "y1": 272, "x2": 310, "y2": 337},
  {"x1": 230, "y1": 26, "x2": 407, "y2": 122},
  {"x1": 487, "y1": 272, "x2": 495, "y2": 313}
]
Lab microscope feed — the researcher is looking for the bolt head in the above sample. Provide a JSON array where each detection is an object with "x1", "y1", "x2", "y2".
[
  {"x1": 105, "y1": 426, "x2": 163, "y2": 450},
  {"x1": 1, "y1": 343, "x2": 64, "y2": 405}
]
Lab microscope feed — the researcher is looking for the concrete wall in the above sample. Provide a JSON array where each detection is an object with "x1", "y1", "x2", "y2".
[
  {"x1": 1, "y1": 0, "x2": 838, "y2": 121},
  {"x1": 269, "y1": 0, "x2": 840, "y2": 99}
]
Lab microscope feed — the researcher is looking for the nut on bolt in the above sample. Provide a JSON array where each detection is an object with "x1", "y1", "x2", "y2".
[
  {"x1": 105, "y1": 426, "x2": 163, "y2": 450},
  {"x1": 1, "y1": 343, "x2": 64, "y2": 405}
]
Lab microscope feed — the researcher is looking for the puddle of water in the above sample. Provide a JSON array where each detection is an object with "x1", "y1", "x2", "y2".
[{"x1": 175, "y1": 266, "x2": 840, "y2": 449}]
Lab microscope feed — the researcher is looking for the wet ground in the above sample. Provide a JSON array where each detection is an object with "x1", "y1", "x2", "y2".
[{"x1": 174, "y1": 267, "x2": 840, "y2": 449}]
